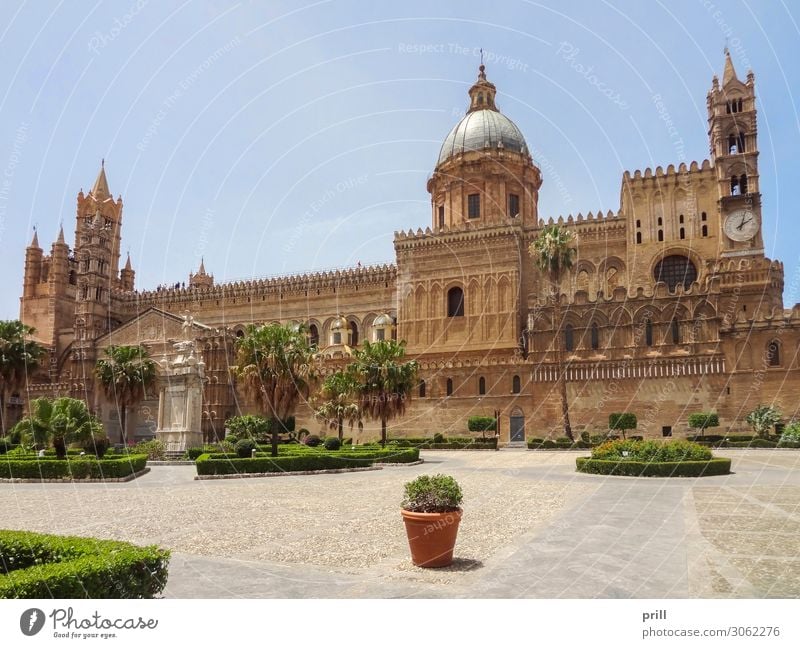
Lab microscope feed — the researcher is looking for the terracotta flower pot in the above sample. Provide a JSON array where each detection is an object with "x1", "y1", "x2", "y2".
[{"x1": 401, "y1": 508, "x2": 462, "y2": 568}]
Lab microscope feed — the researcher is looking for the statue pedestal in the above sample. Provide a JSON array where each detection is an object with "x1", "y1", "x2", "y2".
[{"x1": 156, "y1": 339, "x2": 205, "y2": 453}]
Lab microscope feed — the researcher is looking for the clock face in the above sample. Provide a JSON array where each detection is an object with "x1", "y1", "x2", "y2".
[{"x1": 724, "y1": 209, "x2": 759, "y2": 242}]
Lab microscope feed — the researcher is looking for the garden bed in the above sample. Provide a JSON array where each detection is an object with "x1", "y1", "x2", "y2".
[
  {"x1": 195, "y1": 448, "x2": 420, "y2": 476},
  {"x1": 0, "y1": 454, "x2": 148, "y2": 481},
  {"x1": 0, "y1": 530, "x2": 169, "y2": 598},
  {"x1": 575, "y1": 457, "x2": 731, "y2": 477}
]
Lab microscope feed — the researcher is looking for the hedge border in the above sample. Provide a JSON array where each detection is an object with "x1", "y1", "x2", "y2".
[
  {"x1": 575, "y1": 457, "x2": 731, "y2": 477},
  {"x1": 0, "y1": 455, "x2": 148, "y2": 481},
  {"x1": 195, "y1": 465, "x2": 384, "y2": 480},
  {"x1": 0, "y1": 467, "x2": 150, "y2": 484},
  {"x1": 0, "y1": 530, "x2": 169, "y2": 599}
]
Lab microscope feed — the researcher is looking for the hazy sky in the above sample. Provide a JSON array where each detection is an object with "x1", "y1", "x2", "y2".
[{"x1": 1, "y1": 0, "x2": 798, "y2": 318}]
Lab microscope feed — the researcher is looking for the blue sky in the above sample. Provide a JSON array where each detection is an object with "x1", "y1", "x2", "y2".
[{"x1": 1, "y1": 0, "x2": 798, "y2": 318}]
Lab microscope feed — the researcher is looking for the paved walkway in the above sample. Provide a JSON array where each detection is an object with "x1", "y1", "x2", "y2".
[{"x1": 2, "y1": 449, "x2": 799, "y2": 597}]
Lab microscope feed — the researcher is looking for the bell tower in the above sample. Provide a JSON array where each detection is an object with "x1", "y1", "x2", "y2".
[
  {"x1": 708, "y1": 51, "x2": 764, "y2": 257},
  {"x1": 70, "y1": 161, "x2": 124, "y2": 399}
]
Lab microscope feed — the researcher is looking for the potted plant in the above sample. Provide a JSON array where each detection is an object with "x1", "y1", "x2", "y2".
[{"x1": 401, "y1": 474, "x2": 463, "y2": 568}]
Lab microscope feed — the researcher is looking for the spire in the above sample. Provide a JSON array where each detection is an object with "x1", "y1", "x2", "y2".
[
  {"x1": 722, "y1": 49, "x2": 738, "y2": 85},
  {"x1": 198, "y1": 257, "x2": 206, "y2": 274},
  {"x1": 29, "y1": 228, "x2": 39, "y2": 248},
  {"x1": 467, "y1": 63, "x2": 498, "y2": 113},
  {"x1": 91, "y1": 159, "x2": 110, "y2": 198},
  {"x1": 124, "y1": 253, "x2": 132, "y2": 271},
  {"x1": 56, "y1": 224, "x2": 65, "y2": 245}
]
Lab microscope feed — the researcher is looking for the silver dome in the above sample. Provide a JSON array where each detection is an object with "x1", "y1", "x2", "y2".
[{"x1": 437, "y1": 109, "x2": 528, "y2": 167}]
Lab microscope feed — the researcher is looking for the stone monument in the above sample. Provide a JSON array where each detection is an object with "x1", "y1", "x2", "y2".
[{"x1": 155, "y1": 314, "x2": 205, "y2": 453}]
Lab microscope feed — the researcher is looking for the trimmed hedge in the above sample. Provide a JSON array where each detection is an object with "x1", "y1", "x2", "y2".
[
  {"x1": 528, "y1": 440, "x2": 592, "y2": 450},
  {"x1": 0, "y1": 455, "x2": 147, "y2": 480},
  {"x1": 576, "y1": 457, "x2": 731, "y2": 477},
  {"x1": 196, "y1": 453, "x2": 373, "y2": 476},
  {"x1": 0, "y1": 530, "x2": 169, "y2": 598},
  {"x1": 202, "y1": 447, "x2": 420, "y2": 464}
]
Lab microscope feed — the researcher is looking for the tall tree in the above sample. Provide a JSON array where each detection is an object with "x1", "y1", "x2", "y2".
[
  {"x1": 314, "y1": 371, "x2": 362, "y2": 441},
  {"x1": 13, "y1": 396, "x2": 102, "y2": 459},
  {"x1": 0, "y1": 320, "x2": 45, "y2": 434},
  {"x1": 231, "y1": 323, "x2": 317, "y2": 457},
  {"x1": 529, "y1": 224, "x2": 577, "y2": 441},
  {"x1": 349, "y1": 339, "x2": 418, "y2": 447},
  {"x1": 95, "y1": 345, "x2": 157, "y2": 444}
]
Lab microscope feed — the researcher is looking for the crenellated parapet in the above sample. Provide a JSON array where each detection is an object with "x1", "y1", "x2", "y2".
[{"x1": 622, "y1": 160, "x2": 714, "y2": 184}]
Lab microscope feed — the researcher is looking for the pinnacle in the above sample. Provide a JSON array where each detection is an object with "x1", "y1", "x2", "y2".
[{"x1": 722, "y1": 49, "x2": 738, "y2": 85}]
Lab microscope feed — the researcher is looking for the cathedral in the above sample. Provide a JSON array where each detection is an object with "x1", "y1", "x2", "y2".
[{"x1": 16, "y1": 53, "x2": 800, "y2": 444}]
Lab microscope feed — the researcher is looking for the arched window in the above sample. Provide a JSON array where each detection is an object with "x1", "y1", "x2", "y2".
[
  {"x1": 446, "y1": 378, "x2": 453, "y2": 396},
  {"x1": 636, "y1": 231, "x2": 642, "y2": 244},
  {"x1": 654, "y1": 255, "x2": 698, "y2": 292},
  {"x1": 512, "y1": 375, "x2": 521, "y2": 394},
  {"x1": 739, "y1": 174, "x2": 748, "y2": 194},
  {"x1": 418, "y1": 379, "x2": 426, "y2": 398},
  {"x1": 565, "y1": 324, "x2": 574, "y2": 352},
  {"x1": 657, "y1": 230, "x2": 664, "y2": 242},
  {"x1": 591, "y1": 322, "x2": 599, "y2": 350},
  {"x1": 701, "y1": 225, "x2": 708, "y2": 237},
  {"x1": 645, "y1": 319, "x2": 653, "y2": 347},
  {"x1": 767, "y1": 340, "x2": 780, "y2": 367},
  {"x1": 679, "y1": 214, "x2": 684, "y2": 224},
  {"x1": 731, "y1": 176, "x2": 740, "y2": 195},
  {"x1": 657, "y1": 216, "x2": 663, "y2": 226},
  {"x1": 478, "y1": 376, "x2": 486, "y2": 395},
  {"x1": 679, "y1": 227, "x2": 685, "y2": 240},
  {"x1": 349, "y1": 321, "x2": 359, "y2": 346},
  {"x1": 308, "y1": 324, "x2": 319, "y2": 346},
  {"x1": 671, "y1": 319, "x2": 680, "y2": 344},
  {"x1": 447, "y1": 286, "x2": 464, "y2": 317}
]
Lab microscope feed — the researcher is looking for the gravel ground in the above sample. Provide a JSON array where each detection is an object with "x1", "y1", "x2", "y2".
[{"x1": 0, "y1": 452, "x2": 590, "y2": 584}]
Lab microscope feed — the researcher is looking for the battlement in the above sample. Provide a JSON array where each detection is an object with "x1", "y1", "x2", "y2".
[
  {"x1": 538, "y1": 210, "x2": 622, "y2": 228},
  {"x1": 622, "y1": 160, "x2": 714, "y2": 184},
  {"x1": 116, "y1": 262, "x2": 397, "y2": 304}
]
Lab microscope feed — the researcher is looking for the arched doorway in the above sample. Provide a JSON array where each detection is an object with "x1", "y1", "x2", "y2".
[{"x1": 509, "y1": 407, "x2": 525, "y2": 443}]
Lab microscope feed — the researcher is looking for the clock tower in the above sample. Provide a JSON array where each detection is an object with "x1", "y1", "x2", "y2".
[{"x1": 708, "y1": 51, "x2": 764, "y2": 257}]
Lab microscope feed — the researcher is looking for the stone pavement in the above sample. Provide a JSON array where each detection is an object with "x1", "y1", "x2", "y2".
[{"x1": 3, "y1": 449, "x2": 799, "y2": 598}]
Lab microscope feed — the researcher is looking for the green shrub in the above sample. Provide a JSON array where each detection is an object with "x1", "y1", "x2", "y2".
[
  {"x1": 727, "y1": 438, "x2": 777, "y2": 448},
  {"x1": 686, "y1": 434, "x2": 725, "y2": 443},
  {"x1": 225, "y1": 414, "x2": 269, "y2": 442},
  {"x1": 591, "y1": 439, "x2": 712, "y2": 462},
  {"x1": 132, "y1": 439, "x2": 165, "y2": 460},
  {"x1": 0, "y1": 455, "x2": 147, "y2": 480},
  {"x1": 82, "y1": 435, "x2": 110, "y2": 458},
  {"x1": 580, "y1": 431, "x2": 591, "y2": 443},
  {"x1": 556, "y1": 436, "x2": 571, "y2": 443},
  {"x1": 0, "y1": 437, "x2": 17, "y2": 455},
  {"x1": 780, "y1": 422, "x2": 800, "y2": 443},
  {"x1": 234, "y1": 438, "x2": 257, "y2": 458},
  {"x1": 576, "y1": 457, "x2": 731, "y2": 477},
  {"x1": 687, "y1": 412, "x2": 720, "y2": 434},
  {"x1": 432, "y1": 432, "x2": 445, "y2": 444},
  {"x1": 324, "y1": 437, "x2": 341, "y2": 451},
  {"x1": 303, "y1": 434, "x2": 321, "y2": 447},
  {"x1": 341, "y1": 437, "x2": 353, "y2": 446},
  {"x1": 609, "y1": 412, "x2": 638, "y2": 439},
  {"x1": 746, "y1": 404, "x2": 782, "y2": 438},
  {"x1": 196, "y1": 453, "x2": 373, "y2": 475},
  {"x1": 0, "y1": 530, "x2": 169, "y2": 598},
  {"x1": 467, "y1": 416, "x2": 497, "y2": 433},
  {"x1": 401, "y1": 474, "x2": 462, "y2": 513}
]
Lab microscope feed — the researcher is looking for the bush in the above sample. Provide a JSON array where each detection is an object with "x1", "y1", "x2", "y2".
[
  {"x1": 234, "y1": 438, "x2": 257, "y2": 458},
  {"x1": 686, "y1": 434, "x2": 725, "y2": 443},
  {"x1": 303, "y1": 434, "x2": 321, "y2": 447},
  {"x1": 132, "y1": 439, "x2": 165, "y2": 460},
  {"x1": 746, "y1": 404, "x2": 782, "y2": 438},
  {"x1": 402, "y1": 474, "x2": 462, "y2": 513},
  {"x1": 342, "y1": 437, "x2": 353, "y2": 446},
  {"x1": 196, "y1": 453, "x2": 374, "y2": 475},
  {"x1": 591, "y1": 439, "x2": 712, "y2": 462},
  {"x1": 727, "y1": 438, "x2": 777, "y2": 448},
  {"x1": 687, "y1": 412, "x2": 720, "y2": 434},
  {"x1": 0, "y1": 530, "x2": 169, "y2": 598},
  {"x1": 225, "y1": 414, "x2": 269, "y2": 442},
  {"x1": 324, "y1": 437, "x2": 341, "y2": 451},
  {"x1": 609, "y1": 412, "x2": 638, "y2": 438},
  {"x1": 432, "y1": 432, "x2": 445, "y2": 444},
  {"x1": 0, "y1": 437, "x2": 16, "y2": 455},
  {"x1": 576, "y1": 457, "x2": 731, "y2": 477},
  {"x1": 0, "y1": 455, "x2": 147, "y2": 480},
  {"x1": 580, "y1": 431, "x2": 591, "y2": 443},
  {"x1": 780, "y1": 422, "x2": 800, "y2": 443},
  {"x1": 556, "y1": 436, "x2": 571, "y2": 443},
  {"x1": 82, "y1": 435, "x2": 110, "y2": 458},
  {"x1": 467, "y1": 416, "x2": 497, "y2": 433}
]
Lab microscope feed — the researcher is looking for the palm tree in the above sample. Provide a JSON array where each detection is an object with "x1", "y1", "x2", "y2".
[
  {"x1": 13, "y1": 396, "x2": 102, "y2": 459},
  {"x1": 231, "y1": 323, "x2": 317, "y2": 457},
  {"x1": 529, "y1": 224, "x2": 577, "y2": 441},
  {"x1": 95, "y1": 345, "x2": 157, "y2": 445},
  {"x1": 0, "y1": 320, "x2": 45, "y2": 434},
  {"x1": 349, "y1": 339, "x2": 418, "y2": 447},
  {"x1": 314, "y1": 371, "x2": 362, "y2": 441}
]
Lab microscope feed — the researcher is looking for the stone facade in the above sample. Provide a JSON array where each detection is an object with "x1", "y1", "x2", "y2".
[{"x1": 17, "y1": 55, "x2": 800, "y2": 443}]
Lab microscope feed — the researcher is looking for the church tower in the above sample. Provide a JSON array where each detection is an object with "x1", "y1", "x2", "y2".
[
  {"x1": 708, "y1": 51, "x2": 764, "y2": 257},
  {"x1": 70, "y1": 162, "x2": 126, "y2": 399}
]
